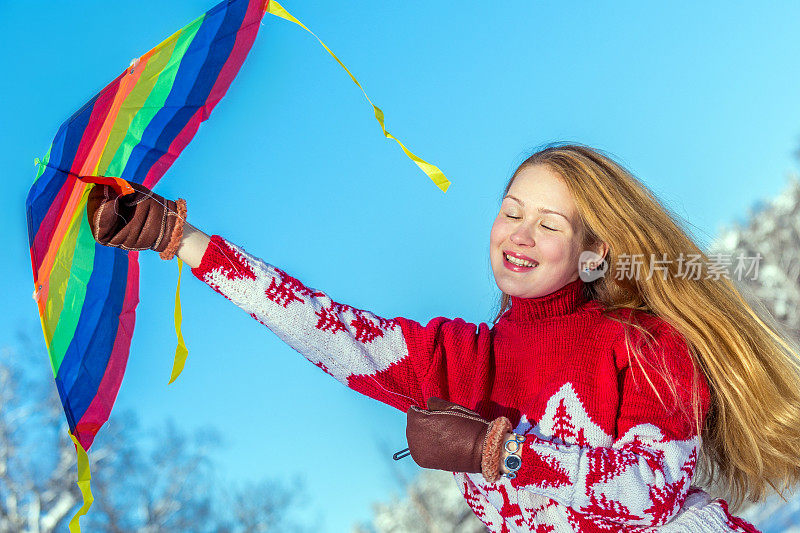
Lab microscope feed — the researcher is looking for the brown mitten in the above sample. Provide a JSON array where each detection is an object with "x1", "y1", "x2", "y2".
[
  {"x1": 86, "y1": 181, "x2": 187, "y2": 260},
  {"x1": 406, "y1": 397, "x2": 512, "y2": 482}
]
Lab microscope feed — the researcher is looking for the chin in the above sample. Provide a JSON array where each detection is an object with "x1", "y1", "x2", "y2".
[
  {"x1": 505, "y1": 288, "x2": 537, "y2": 299},
  {"x1": 497, "y1": 272, "x2": 565, "y2": 300},
  {"x1": 495, "y1": 280, "x2": 533, "y2": 299}
]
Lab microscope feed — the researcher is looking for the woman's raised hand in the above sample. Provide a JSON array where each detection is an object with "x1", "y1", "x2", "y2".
[{"x1": 86, "y1": 182, "x2": 187, "y2": 260}]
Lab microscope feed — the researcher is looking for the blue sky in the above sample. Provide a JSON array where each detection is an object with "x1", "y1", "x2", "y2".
[{"x1": 3, "y1": 1, "x2": 800, "y2": 530}]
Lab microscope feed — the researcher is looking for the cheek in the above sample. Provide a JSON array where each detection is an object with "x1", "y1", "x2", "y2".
[
  {"x1": 489, "y1": 218, "x2": 506, "y2": 247},
  {"x1": 537, "y1": 236, "x2": 573, "y2": 261}
]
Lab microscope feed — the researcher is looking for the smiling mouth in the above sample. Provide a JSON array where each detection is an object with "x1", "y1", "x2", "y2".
[{"x1": 503, "y1": 253, "x2": 538, "y2": 268}]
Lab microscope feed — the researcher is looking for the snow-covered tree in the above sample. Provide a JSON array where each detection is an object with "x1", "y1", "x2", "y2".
[
  {"x1": 0, "y1": 330, "x2": 309, "y2": 533},
  {"x1": 709, "y1": 173, "x2": 800, "y2": 339},
  {"x1": 353, "y1": 470, "x2": 484, "y2": 533}
]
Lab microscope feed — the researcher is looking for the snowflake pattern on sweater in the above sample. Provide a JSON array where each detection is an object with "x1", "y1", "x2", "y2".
[{"x1": 191, "y1": 235, "x2": 762, "y2": 533}]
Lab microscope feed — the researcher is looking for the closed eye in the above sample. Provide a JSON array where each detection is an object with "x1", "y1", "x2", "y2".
[{"x1": 505, "y1": 214, "x2": 556, "y2": 231}]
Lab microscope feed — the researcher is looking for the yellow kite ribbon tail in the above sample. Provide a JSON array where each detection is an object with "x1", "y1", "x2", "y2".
[
  {"x1": 265, "y1": 0, "x2": 450, "y2": 193},
  {"x1": 169, "y1": 257, "x2": 189, "y2": 384},
  {"x1": 68, "y1": 432, "x2": 94, "y2": 533}
]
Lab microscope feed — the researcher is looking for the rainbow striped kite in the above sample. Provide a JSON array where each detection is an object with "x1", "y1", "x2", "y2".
[
  {"x1": 25, "y1": 0, "x2": 447, "y2": 529},
  {"x1": 26, "y1": 0, "x2": 268, "y2": 453}
]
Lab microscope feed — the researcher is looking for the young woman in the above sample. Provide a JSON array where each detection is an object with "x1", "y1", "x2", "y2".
[{"x1": 87, "y1": 143, "x2": 800, "y2": 531}]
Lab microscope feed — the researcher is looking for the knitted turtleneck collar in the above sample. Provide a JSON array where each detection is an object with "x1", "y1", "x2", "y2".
[{"x1": 507, "y1": 277, "x2": 590, "y2": 322}]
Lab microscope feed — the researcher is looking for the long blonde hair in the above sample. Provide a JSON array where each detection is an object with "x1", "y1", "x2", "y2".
[{"x1": 492, "y1": 142, "x2": 800, "y2": 511}]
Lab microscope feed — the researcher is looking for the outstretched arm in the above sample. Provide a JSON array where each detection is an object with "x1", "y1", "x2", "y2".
[
  {"x1": 86, "y1": 183, "x2": 495, "y2": 414},
  {"x1": 188, "y1": 233, "x2": 494, "y2": 413}
]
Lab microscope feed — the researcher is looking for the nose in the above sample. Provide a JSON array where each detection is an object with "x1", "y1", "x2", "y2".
[{"x1": 509, "y1": 223, "x2": 535, "y2": 246}]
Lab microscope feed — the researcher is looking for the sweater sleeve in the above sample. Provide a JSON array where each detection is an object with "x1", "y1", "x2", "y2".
[
  {"x1": 190, "y1": 235, "x2": 493, "y2": 412},
  {"x1": 506, "y1": 320, "x2": 711, "y2": 528}
]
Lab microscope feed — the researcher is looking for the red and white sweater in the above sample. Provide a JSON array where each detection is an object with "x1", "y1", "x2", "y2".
[{"x1": 191, "y1": 235, "x2": 762, "y2": 533}]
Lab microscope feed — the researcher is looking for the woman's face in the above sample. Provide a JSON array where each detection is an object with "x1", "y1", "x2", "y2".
[{"x1": 490, "y1": 164, "x2": 587, "y2": 299}]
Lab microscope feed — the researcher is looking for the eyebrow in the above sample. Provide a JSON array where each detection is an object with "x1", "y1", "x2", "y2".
[{"x1": 504, "y1": 195, "x2": 571, "y2": 222}]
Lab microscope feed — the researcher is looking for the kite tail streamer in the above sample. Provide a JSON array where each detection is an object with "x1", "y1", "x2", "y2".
[
  {"x1": 169, "y1": 258, "x2": 189, "y2": 384},
  {"x1": 68, "y1": 432, "x2": 94, "y2": 533},
  {"x1": 265, "y1": 0, "x2": 451, "y2": 193}
]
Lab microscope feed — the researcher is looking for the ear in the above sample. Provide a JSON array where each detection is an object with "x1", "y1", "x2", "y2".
[{"x1": 593, "y1": 240, "x2": 610, "y2": 264}]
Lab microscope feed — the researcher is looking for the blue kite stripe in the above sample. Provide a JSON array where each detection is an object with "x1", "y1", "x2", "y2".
[
  {"x1": 56, "y1": 244, "x2": 129, "y2": 428},
  {"x1": 122, "y1": 0, "x2": 249, "y2": 182}
]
